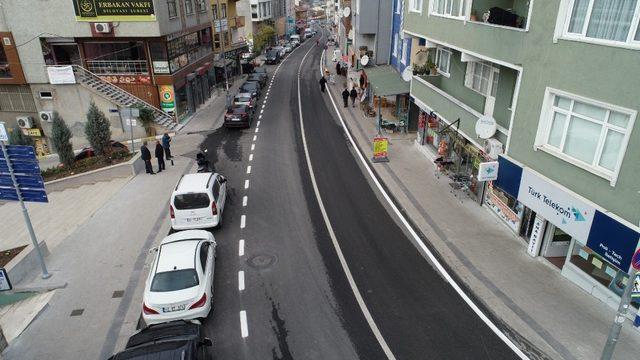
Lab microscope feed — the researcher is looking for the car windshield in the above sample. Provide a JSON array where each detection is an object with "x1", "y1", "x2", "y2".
[
  {"x1": 242, "y1": 83, "x2": 257, "y2": 90},
  {"x1": 151, "y1": 269, "x2": 199, "y2": 292},
  {"x1": 235, "y1": 96, "x2": 251, "y2": 103},
  {"x1": 267, "y1": 51, "x2": 278, "y2": 57},
  {"x1": 173, "y1": 193, "x2": 210, "y2": 210}
]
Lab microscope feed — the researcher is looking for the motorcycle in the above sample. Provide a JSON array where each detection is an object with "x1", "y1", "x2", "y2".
[{"x1": 196, "y1": 149, "x2": 213, "y2": 173}]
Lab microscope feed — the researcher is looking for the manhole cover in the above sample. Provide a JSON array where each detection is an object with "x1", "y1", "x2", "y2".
[{"x1": 247, "y1": 254, "x2": 277, "y2": 269}]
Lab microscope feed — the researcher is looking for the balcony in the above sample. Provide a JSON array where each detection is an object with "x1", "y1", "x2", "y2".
[
  {"x1": 85, "y1": 60, "x2": 149, "y2": 75},
  {"x1": 468, "y1": 0, "x2": 530, "y2": 30}
]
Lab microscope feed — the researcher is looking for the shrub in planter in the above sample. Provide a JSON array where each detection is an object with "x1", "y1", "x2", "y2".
[{"x1": 85, "y1": 101, "x2": 112, "y2": 156}]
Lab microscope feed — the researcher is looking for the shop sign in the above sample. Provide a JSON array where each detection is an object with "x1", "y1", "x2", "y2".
[
  {"x1": 23, "y1": 128, "x2": 42, "y2": 137},
  {"x1": 72, "y1": 0, "x2": 156, "y2": 22},
  {"x1": 477, "y1": 161, "x2": 499, "y2": 182},
  {"x1": 99, "y1": 75, "x2": 152, "y2": 84},
  {"x1": 517, "y1": 168, "x2": 595, "y2": 243},
  {"x1": 47, "y1": 66, "x2": 76, "y2": 84},
  {"x1": 631, "y1": 274, "x2": 640, "y2": 299},
  {"x1": 633, "y1": 249, "x2": 640, "y2": 270},
  {"x1": 485, "y1": 187, "x2": 522, "y2": 233},
  {"x1": 527, "y1": 214, "x2": 546, "y2": 257},
  {"x1": 372, "y1": 136, "x2": 389, "y2": 163},
  {"x1": 152, "y1": 61, "x2": 170, "y2": 74},
  {"x1": 586, "y1": 210, "x2": 640, "y2": 271},
  {"x1": 159, "y1": 85, "x2": 176, "y2": 114}
]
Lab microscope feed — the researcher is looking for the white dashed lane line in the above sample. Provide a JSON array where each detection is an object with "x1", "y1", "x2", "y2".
[
  {"x1": 239, "y1": 239, "x2": 245, "y2": 256},
  {"x1": 258, "y1": 115, "x2": 263, "y2": 120},
  {"x1": 242, "y1": 195, "x2": 248, "y2": 206},
  {"x1": 238, "y1": 271, "x2": 245, "y2": 291},
  {"x1": 256, "y1": 122, "x2": 260, "y2": 128},
  {"x1": 255, "y1": 127, "x2": 259, "y2": 133},
  {"x1": 253, "y1": 135, "x2": 257, "y2": 142},
  {"x1": 244, "y1": 179, "x2": 250, "y2": 189},
  {"x1": 240, "y1": 311, "x2": 249, "y2": 338},
  {"x1": 247, "y1": 165, "x2": 252, "y2": 174},
  {"x1": 249, "y1": 154, "x2": 254, "y2": 161},
  {"x1": 240, "y1": 215, "x2": 246, "y2": 229}
]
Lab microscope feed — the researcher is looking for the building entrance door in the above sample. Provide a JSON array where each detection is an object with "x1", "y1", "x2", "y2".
[{"x1": 541, "y1": 225, "x2": 572, "y2": 269}]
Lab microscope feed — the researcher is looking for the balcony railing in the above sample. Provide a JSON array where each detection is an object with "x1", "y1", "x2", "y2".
[{"x1": 85, "y1": 60, "x2": 149, "y2": 75}]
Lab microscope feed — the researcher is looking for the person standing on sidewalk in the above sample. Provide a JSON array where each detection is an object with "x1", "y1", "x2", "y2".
[
  {"x1": 319, "y1": 76, "x2": 327, "y2": 93},
  {"x1": 162, "y1": 132, "x2": 172, "y2": 160},
  {"x1": 155, "y1": 140, "x2": 165, "y2": 173},
  {"x1": 350, "y1": 87, "x2": 358, "y2": 107},
  {"x1": 140, "y1": 141, "x2": 154, "y2": 175},
  {"x1": 341, "y1": 88, "x2": 350, "y2": 108},
  {"x1": 336, "y1": 62, "x2": 341, "y2": 77}
]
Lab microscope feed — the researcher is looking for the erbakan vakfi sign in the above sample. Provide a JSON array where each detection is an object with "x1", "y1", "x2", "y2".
[{"x1": 73, "y1": 0, "x2": 156, "y2": 21}]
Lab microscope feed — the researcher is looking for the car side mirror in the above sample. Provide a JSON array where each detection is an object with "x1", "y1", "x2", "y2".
[
  {"x1": 148, "y1": 247, "x2": 158, "y2": 254},
  {"x1": 219, "y1": 176, "x2": 227, "y2": 184},
  {"x1": 200, "y1": 338, "x2": 213, "y2": 347}
]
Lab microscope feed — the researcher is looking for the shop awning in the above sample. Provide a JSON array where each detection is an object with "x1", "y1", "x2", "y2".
[{"x1": 365, "y1": 65, "x2": 410, "y2": 96}]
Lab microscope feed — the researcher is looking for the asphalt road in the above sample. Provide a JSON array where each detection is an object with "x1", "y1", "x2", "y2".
[{"x1": 198, "y1": 34, "x2": 520, "y2": 360}]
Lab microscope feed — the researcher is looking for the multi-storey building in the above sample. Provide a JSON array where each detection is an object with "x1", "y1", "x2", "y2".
[
  {"x1": 210, "y1": 0, "x2": 248, "y2": 82},
  {"x1": 0, "y1": 0, "x2": 218, "y2": 151},
  {"x1": 403, "y1": 0, "x2": 640, "y2": 310}
]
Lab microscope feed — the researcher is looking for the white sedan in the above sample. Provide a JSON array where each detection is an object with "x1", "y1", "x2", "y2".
[{"x1": 142, "y1": 230, "x2": 216, "y2": 325}]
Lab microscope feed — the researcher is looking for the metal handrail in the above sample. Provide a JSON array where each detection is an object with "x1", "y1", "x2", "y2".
[
  {"x1": 85, "y1": 60, "x2": 148, "y2": 75},
  {"x1": 67, "y1": 65, "x2": 174, "y2": 123}
]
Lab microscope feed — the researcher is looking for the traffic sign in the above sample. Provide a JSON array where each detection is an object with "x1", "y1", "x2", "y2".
[
  {"x1": 632, "y1": 248, "x2": 640, "y2": 270},
  {"x1": 0, "y1": 187, "x2": 48, "y2": 202}
]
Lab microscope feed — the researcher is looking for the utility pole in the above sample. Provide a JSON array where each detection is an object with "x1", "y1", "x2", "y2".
[
  {"x1": 601, "y1": 268, "x2": 639, "y2": 360},
  {"x1": 215, "y1": 0, "x2": 230, "y2": 91}
]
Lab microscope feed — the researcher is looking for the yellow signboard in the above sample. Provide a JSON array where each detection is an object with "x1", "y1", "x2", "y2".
[
  {"x1": 23, "y1": 128, "x2": 42, "y2": 137},
  {"x1": 73, "y1": 0, "x2": 156, "y2": 22},
  {"x1": 372, "y1": 136, "x2": 389, "y2": 163}
]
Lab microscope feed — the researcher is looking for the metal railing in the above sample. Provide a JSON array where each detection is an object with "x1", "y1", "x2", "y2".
[{"x1": 85, "y1": 60, "x2": 149, "y2": 75}]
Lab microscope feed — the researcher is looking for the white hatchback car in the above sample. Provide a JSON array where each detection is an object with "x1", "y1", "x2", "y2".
[
  {"x1": 143, "y1": 230, "x2": 216, "y2": 325},
  {"x1": 170, "y1": 173, "x2": 227, "y2": 230}
]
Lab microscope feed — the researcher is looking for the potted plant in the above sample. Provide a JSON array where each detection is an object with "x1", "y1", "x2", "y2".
[
  {"x1": 470, "y1": 10, "x2": 478, "y2": 21},
  {"x1": 426, "y1": 57, "x2": 437, "y2": 75}
]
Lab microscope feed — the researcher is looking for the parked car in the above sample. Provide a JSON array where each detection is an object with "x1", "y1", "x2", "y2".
[
  {"x1": 224, "y1": 104, "x2": 254, "y2": 129},
  {"x1": 108, "y1": 320, "x2": 212, "y2": 360},
  {"x1": 239, "y1": 81, "x2": 261, "y2": 98},
  {"x1": 170, "y1": 173, "x2": 227, "y2": 230},
  {"x1": 284, "y1": 43, "x2": 293, "y2": 53},
  {"x1": 273, "y1": 46, "x2": 286, "y2": 58},
  {"x1": 75, "y1": 140, "x2": 128, "y2": 161},
  {"x1": 233, "y1": 92, "x2": 257, "y2": 113},
  {"x1": 246, "y1": 73, "x2": 267, "y2": 88},
  {"x1": 253, "y1": 66, "x2": 268, "y2": 78},
  {"x1": 142, "y1": 230, "x2": 217, "y2": 326},
  {"x1": 290, "y1": 35, "x2": 301, "y2": 46},
  {"x1": 265, "y1": 49, "x2": 281, "y2": 64}
]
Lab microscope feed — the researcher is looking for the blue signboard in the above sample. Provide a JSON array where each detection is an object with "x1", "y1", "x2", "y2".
[
  {"x1": 493, "y1": 156, "x2": 523, "y2": 198},
  {"x1": 0, "y1": 159, "x2": 41, "y2": 175},
  {"x1": 0, "y1": 145, "x2": 36, "y2": 160},
  {"x1": 0, "y1": 187, "x2": 48, "y2": 203},
  {"x1": 586, "y1": 210, "x2": 640, "y2": 271},
  {"x1": 0, "y1": 145, "x2": 47, "y2": 203},
  {"x1": 0, "y1": 174, "x2": 45, "y2": 189}
]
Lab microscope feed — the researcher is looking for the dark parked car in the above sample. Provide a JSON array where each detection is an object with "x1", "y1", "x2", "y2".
[
  {"x1": 239, "y1": 81, "x2": 261, "y2": 98},
  {"x1": 253, "y1": 66, "x2": 268, "y2": 79},
  {"x1": 75, "y1": 140, "x2": 128, "y2": 161},
  {"x1": 247, "y1": 73, "x2": 267, "y2": 87},
  {"x1": 224, "y1": 104, "x2": 254, "y2": 128},
  {"x1": 233, "y1": 92, "x2": 257, "y2": 113},
  {"x1": 108, "y1": 320, "x2": 212, "y2": 360},
  {"x1": 265, "y1": 49, "x2": 281, "y2": 64}
]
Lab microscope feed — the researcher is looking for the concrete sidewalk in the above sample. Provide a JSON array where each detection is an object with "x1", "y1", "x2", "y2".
[{"x1": 323, "y1": 59, "x2": 640, "y2": 359}]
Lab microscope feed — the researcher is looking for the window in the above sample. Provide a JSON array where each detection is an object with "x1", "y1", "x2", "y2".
[
  {"x1": 435, "y1": 47, "x2": 451, "y2": 76},
  {"x1": 167, "y1": 0, "x2": 177, "y2": 18},
  {"x1": 151, "y1": 269, "x2": 199, "y2": 292},
  {"x1": 212, "y1": 179, "x2": 221, "y2": 200},
  {"x1": 212, "y1": 4, "x2": 218, "y2": 19},
  {"x1": 536, "y1": 89, "x2": 636, "y2": 181},
  {"x1": 401, "y1": 39, "x2": 409, "y2": 65},
  {"x1": 198, "y1": 0, "x2": 206, "y2": 12},
  {"x1": 185, "y1": 0, "x2": 194, "y2": 15},
  {"x1": 395, "y1": 0, "x2": 402, "y2": 14},
  {"x1": 393, "y1": 33, "x2": 399, "y2": 56},
  {"x1": 39, "y1": 91, "x2": 53, "y2": 99},
  {"x1": 409, "y1": 0, "x2": 423, "y2": 12},
  {"x1": 173, "y1": 193, "x2": 211, "y2": 210},
  {"x1": 221, "y1": 3, "x2": 227, "y2": 18},
  {"x1": 564, "y1": 0, "x2": 640, "y2": 46},
  {"x1": 251, "y1": 4, "x2": 258, "y2": 18},
  {"x1": 465, "y1": 61, "x2": 499, "y2": 97},
  {"x1": 199, "y1": 242, "x2": 209, "y2": 270},
  {"x1": 431, "y1": 0, "x2": 466, "y2": 18}
]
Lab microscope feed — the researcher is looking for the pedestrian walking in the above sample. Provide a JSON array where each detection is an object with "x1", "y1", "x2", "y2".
[
  {"x1": 140, "y1": 141, "x2": 154, "y2": 175},
  {"x1": 162, "y1": 132, "x2": 172, "y2": 160},
  {"x1": 350, "y1": 87, "x2": 358, "y2": 107},
  {"x1": 336, "y1": 62, "x2": 341, "y2": 77},
  {"x1": 341, "y1": 88, "x2": 350, "y2": 108},
  {"x1": 359, "y1": 73, "x2": 365, "y2": 89},
  {"x1": 155, "y1": 140, "x2": 165, "y2": 172},
  {"x1": 319, "y1": 76, "x2": 327, "y2": 93}
]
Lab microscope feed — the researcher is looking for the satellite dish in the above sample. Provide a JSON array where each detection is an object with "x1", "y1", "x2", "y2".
[
  {"x1": 401, "y1": 67, "x2": 413, "y2": 81},
  {"x1": 343, "y1": 6, "x2": 351, "y2": 17},
  {"x1": 361, "y1": 55, "x2": 369, "y2": 66},
  {"x1": 475, "y1": 115, "x2": 497, "y2": 139}
]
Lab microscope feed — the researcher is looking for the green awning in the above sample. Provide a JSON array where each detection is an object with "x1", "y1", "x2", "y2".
[{"x1": 365, "y1": 65, "x2": 409, "y2": 96}]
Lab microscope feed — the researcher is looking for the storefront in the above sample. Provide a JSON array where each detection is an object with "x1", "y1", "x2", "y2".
[
  {"x1": 364, "y1": 65, "x2": 412, "y2": 132},
  {"x1": 494, "y1": 156, "x2": 640, "y2": 311}
]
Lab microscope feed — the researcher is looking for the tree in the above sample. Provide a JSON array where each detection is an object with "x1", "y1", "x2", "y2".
[
  {"x1": 254, "y1": 25, "x2": 275, "y2": 55},
  {"x1": 84, "y1": 101, "x2": 112, "y2": 156},
  {"x1": 50, "y1": 112, "x2": 74, "y2": 167},
  {"x1": 8, "y1": 126, "x2": 34, "y2": 146},
  {"x1": 136, "y1": 106, "x2": 156, "y2": 137}
]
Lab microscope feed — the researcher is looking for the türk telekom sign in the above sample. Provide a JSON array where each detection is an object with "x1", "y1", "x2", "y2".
[{"x1": 518, "y1": 168, "x2": 595, "y2": 243}]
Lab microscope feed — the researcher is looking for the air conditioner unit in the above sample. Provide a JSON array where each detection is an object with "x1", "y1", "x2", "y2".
[
  {"x1": 93, "y1": 23, "x2": 111, "y2": 33},
  {"x1": 17, "y1": 116, "x2": 34, "y2": 129},
  {"x1": 484, "y1": 138, "x2": 504, "y2": 160},
  {"x1": 39, "y1": 111, "x2": 54, "y2": 123}
]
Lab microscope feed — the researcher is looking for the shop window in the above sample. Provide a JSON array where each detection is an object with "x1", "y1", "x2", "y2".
[
  {"x1": 563, "y1": 0, "x2": 640, "y2": 47},
  {"x1": 464, "y1": 61, "x2": 499, "y2": 97},
  {"x1": 535, "y1": 88, "x2": 635, "y2": 183},
  {"x1": 185, "y1": 0, "x2": 194, "y2": 15},
  {"x1": 167, "y1": 0, "x2": 178, "y2": 18},
  {"x1": 0, "y1": 85, "x2": 37, "y2": 112}
]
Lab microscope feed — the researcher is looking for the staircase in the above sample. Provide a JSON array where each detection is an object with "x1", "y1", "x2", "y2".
[{"x1": 71, "y1": 65, "x2": 178, "y2": 130}]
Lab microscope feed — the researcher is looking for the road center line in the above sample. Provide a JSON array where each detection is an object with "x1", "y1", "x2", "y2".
[
  {"x1": 256, "y1": 122, "x2": 260, "y2": 129},
  {"x1": 253, "y1": 135, "x2": 257, "y2": 142},
  {"x1": 242, "y1": 195, "x2": 248, "y2": 207},
  {"x1": 247, "y1": 165, "x2": 252, "y2": 174},
  {"x1": 240, "y1": 311, "x2": 249, "y2": 338},
  {"x1": 258, "y1": 115, "x2": 262, "y2": 120},
  {"x1": 239, "y1": 239, "x2": 245, "y2": 257},
  {"x1": 238, "y1": 271, "x2": 245, "y2": 291},
  {"x1": 240, "y1": 215, "x2": 246, "y2": 229},
  {"x1": 255, "y1": 127, "x2": 259, "y2": 133},
  {"x1": 249, "y1": 153, "x2": 253, "y2": 161},
  {"x1": 244, "y1": 179, "x2": 250, "y2": 189}
]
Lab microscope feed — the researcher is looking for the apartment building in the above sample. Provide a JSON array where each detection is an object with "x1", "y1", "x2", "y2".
[
  {"x1": 0, "y1": 0, "x2": 218, "y2": 151},
  {"x1": 211, "y1": 0, "x2": 249, "y2": 82},
  {"x1": 403, "y1": 0, "x2": 640, "y2": 311}
]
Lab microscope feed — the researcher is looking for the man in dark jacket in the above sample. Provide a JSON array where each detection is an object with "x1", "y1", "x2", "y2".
[
  {"x1": 162, "y1": 132, "x2": 172, "y2": 160},
  {"x1": 341, "y1": 88, "x2": 350, "y2": 108},
  {"x1": 155, "y1": 140, "x2": 165, "y2": 172},
  {"x1": 140, "y1": 141, "x2": 154, "y2": 174},
  {"x1": 350, "y1": 87, "x2": 358, "y2": 107},
  {"x1": 319, "y1": 76, "x2": 327, "y2": 93}
]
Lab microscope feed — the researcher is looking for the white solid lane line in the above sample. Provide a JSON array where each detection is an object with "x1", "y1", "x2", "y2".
[
  {"x1": 239, "y1": 239, "x2": 245, "y2": 257},
  {"x1": 242, "y1": 195, "x2": 248, "y2": 207},
  {"x1": 249, "y1": 154, "x2": 254, "y2": 161},
  {"x1": 240, "y1": 311, "x2": 249, "y2": 338},
  {"x1": 238, "y1": 271, "x2": 245, "y2": 291},
  {"x1": 240, "y1": 215, "x2": 246, "y2": 229},
  {"x1": 244, "y1": 179, "x2": 250, "y2": 189},
  {"x1": 253, "y1": 135, "x2": 257, "y2": 142}
]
